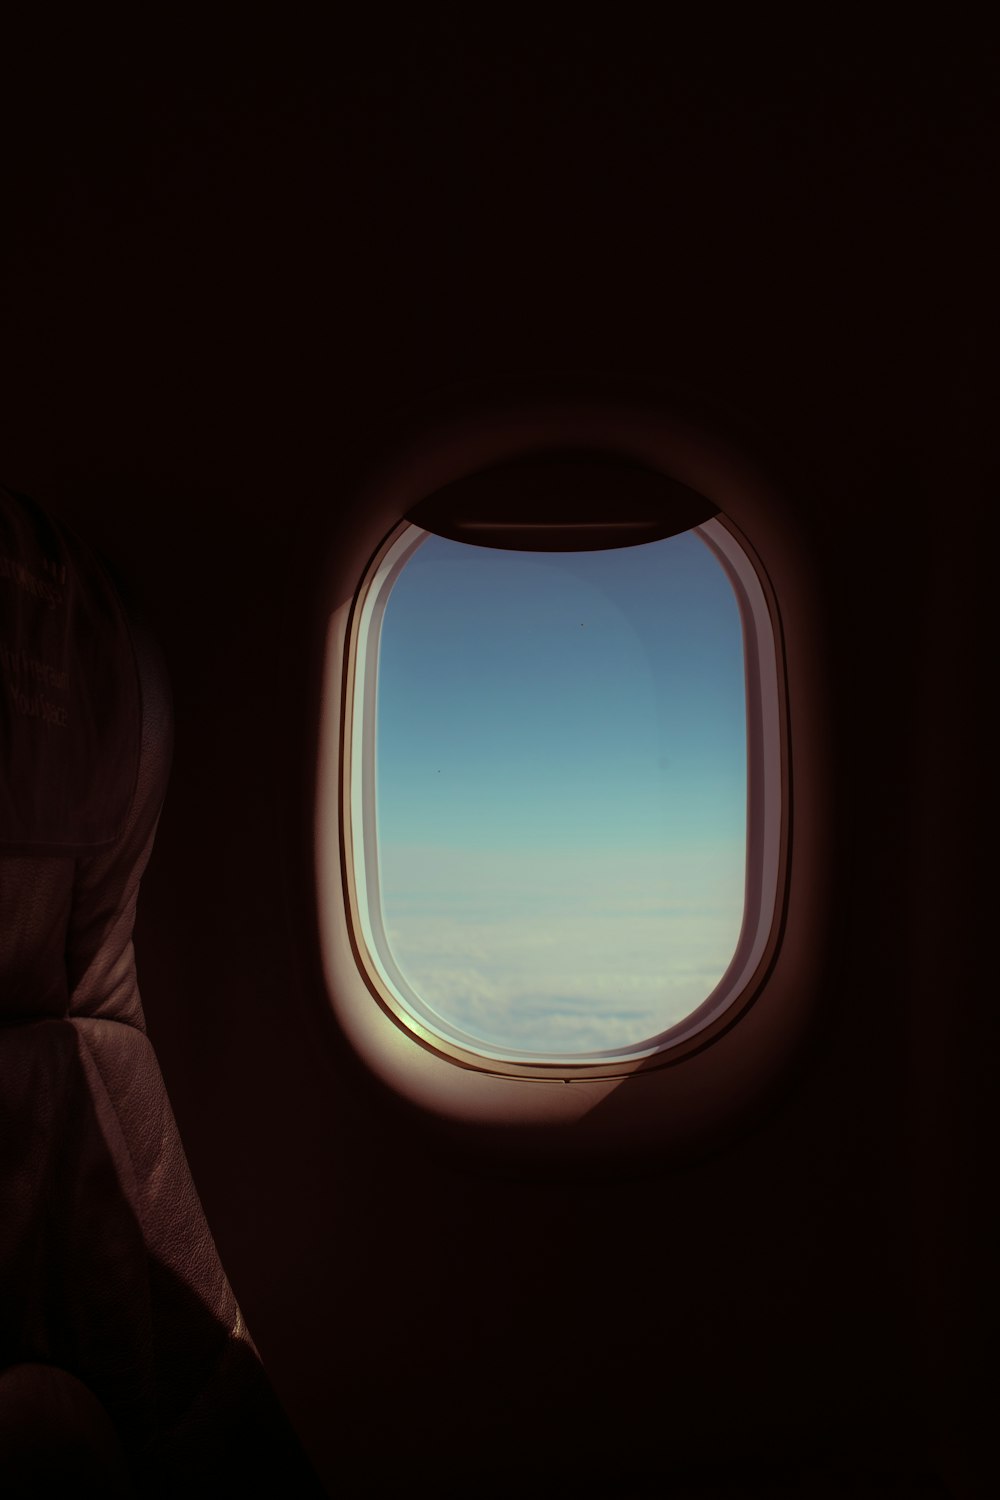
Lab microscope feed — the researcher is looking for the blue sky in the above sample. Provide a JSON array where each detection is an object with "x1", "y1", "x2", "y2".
[{"x1": 373, "y1": 528, "x2": 747, "y2": 1055}]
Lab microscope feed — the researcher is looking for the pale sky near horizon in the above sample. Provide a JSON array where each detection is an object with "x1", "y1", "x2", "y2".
[{"x1": 374, "y1": 527, "x2": 747, "y2": 1056}]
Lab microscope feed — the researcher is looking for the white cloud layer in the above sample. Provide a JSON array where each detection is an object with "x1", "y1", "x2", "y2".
[{"x1": 379, "y1": 844, "x2": 745, "y2": 1054}]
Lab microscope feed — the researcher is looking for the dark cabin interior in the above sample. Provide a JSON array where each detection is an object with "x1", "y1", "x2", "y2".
[{"x1": 1, "y1": 17, "x2": 994, "y2": 1497}]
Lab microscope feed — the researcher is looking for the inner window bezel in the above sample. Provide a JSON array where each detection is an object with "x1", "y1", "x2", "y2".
[{"x1": 340, "y1": 511, "x2": 787, "y2": 1081}]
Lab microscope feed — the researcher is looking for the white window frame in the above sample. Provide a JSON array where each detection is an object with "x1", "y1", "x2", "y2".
[{"x1": 339, "y1": 512, "x2": 784, "y2": 1080}]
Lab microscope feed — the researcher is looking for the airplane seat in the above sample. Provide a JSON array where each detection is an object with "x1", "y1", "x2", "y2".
[
  {"x1": 0, "y1": 485, "x2": 322, "y2": 1494},
  {"x1": 0, "y1": 1363, "x2": 134, "y2": 1496}
]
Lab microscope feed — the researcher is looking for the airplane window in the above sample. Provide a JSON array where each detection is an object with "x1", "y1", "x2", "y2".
[{"x1": 343, "y1": 515, "x2": 781, "y2": 1069}]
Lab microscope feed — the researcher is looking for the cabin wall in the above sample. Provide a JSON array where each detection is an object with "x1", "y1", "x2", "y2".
[{"x1": 2, "y1": 26, "x2": 991, "y2": 1495}]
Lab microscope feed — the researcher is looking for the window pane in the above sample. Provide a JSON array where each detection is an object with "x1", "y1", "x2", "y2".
[{"x1": 375, "y1": 529, "x2": 747, "y2": 1057}]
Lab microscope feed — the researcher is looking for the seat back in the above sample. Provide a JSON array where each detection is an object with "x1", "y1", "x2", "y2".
[{"x1": 1, "y1": 485, "x2": 321, "y2": 1492}]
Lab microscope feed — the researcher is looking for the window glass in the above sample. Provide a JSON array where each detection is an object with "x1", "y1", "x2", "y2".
[{"x1": 372, "y1": 528, "x2": 747, "y2": 1058}]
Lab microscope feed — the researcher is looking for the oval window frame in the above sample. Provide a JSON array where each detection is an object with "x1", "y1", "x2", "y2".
[
  {"x1": 341, "y1": 511, "x2": 785, "y2": 1079},
  {"x1": 312, "y1": 385, "x2": 828, "y2": 1154}
]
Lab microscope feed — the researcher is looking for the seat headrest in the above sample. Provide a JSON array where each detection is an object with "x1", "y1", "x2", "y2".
[{"x1": 1, "y1": 486, "x2": 141, "y2": 854}]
